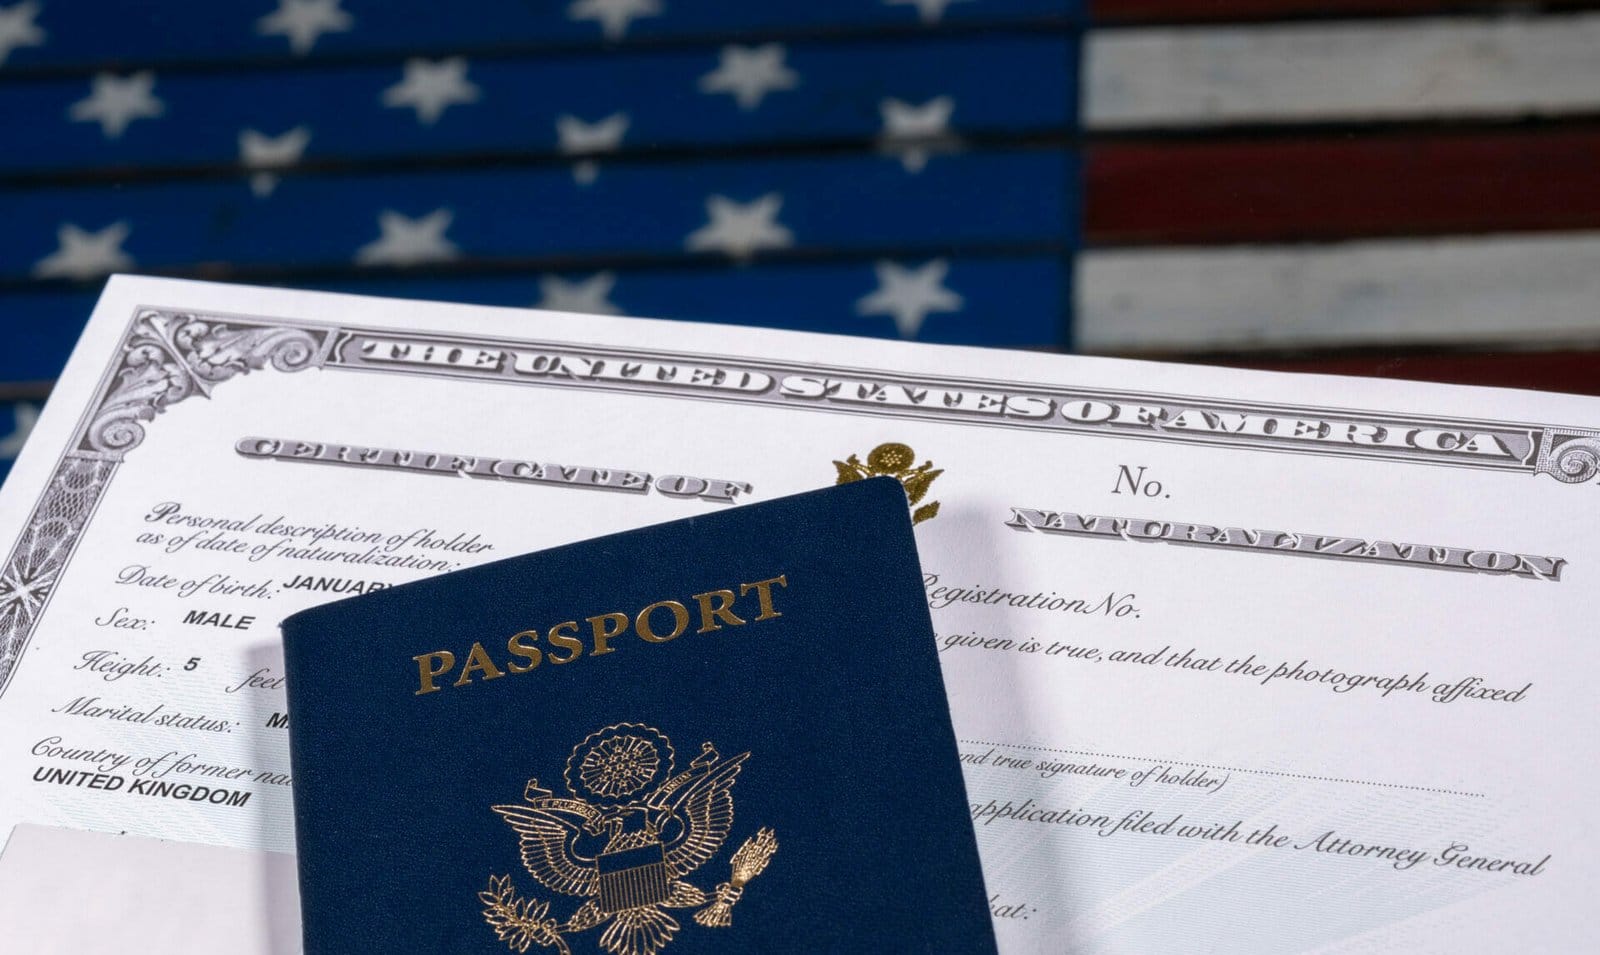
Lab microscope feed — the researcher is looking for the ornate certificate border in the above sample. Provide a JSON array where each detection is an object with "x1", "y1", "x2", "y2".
[
  {"x1": 2, "y1": 305, "x2": 1597, "y2": 697},
  {"x1": 0, "y1": 311, "x2": 331, "y2": 698}
]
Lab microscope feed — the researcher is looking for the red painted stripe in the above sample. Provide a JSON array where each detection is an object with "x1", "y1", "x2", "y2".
[
  {"x1": 1090, "y1": 0, "x2": 1598, "y2": 23},
  {"x1": 1209, "y1": 351, "x2": 1600, "y2": 396},
  {"x1": 1085, "y1": 127, "x2": 1600, "y2": 245}
]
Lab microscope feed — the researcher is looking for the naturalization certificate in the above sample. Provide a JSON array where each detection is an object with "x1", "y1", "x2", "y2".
[{"x1": 1, "y1": 276, "x2": 1596, "y2": 952}]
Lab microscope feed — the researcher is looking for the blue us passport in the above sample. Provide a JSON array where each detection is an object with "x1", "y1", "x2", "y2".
[{"x1": 280, "y1": 477, "x2": 997, "y2": 954}]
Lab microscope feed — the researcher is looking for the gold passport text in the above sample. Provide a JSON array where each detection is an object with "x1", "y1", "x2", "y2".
[{"x1": 412, "y1": 575, "x2": 789, "y2": 695}]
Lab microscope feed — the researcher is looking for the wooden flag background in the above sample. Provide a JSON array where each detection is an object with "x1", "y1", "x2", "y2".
[{"x1": 1, "y1": 0, "x2": 1596, "y2": 483}]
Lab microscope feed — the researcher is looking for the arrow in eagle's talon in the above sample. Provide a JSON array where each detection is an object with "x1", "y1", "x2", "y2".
[{"x1": 694, "y1": 828, "x2": 778, "y2": 928}]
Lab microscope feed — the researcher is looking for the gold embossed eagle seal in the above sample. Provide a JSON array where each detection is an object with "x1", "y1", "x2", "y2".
[
  {"x1": 834, "y1": 441, "x2": 943, "y2": 524},
  {"x1": 481, "y1": 723, "x2": 777, "y2": 955}
]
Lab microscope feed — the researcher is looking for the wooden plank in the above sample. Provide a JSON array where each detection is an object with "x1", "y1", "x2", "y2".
[
  {"x1": 325, "y1": 257, "x2": 1066, "y2": 347},
  {"x1": 0, "y1": 254, "x2": 1068, "y2": 384},
  {"x1": 0, "y1": 398, "x2": 40, "y2": 488},
  {"x1": 1215, "y1": 350, "x2": 1600, "y2": 397},
  {"x1": 1075, "y1": 232, "x2": 1600, "y2": 352},
  {"x1": 0, "y1": 1, "x2": 1075, "y2": 72},
  {"x1": 0, "y1": 34, "x2": 1075, "y2": 177},
  {"x1": 0, "y1": 288, "x2": 97, "y2": 383},
  {"x1": 1085, "y1": 13, "x2": 1600, "y2": 127},
  {"x1": 1, "y1": 150, "x2": 1073, "y2": 282},
  {"x1": 1085, "y1": 126, "x2": 1600, "y2": 244}
]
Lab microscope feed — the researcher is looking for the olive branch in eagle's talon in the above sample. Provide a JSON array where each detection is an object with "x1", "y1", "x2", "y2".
[{"x1": 480, "y1": 874, "x2": 574, "y2": 955}]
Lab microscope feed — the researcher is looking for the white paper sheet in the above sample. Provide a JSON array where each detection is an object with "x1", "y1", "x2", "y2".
[
  {"x1": 1, "y1": 275, "x2": 1596, "y2": 952},
  {"x1": 0, "y1": 824, "x2": 299, "y2": 954}
]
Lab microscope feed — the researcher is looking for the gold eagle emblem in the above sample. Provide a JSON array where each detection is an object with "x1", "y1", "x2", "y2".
[
  {"x1": 481, "y1": 723, "x2": 777, "y2": 955},
  {"x1": 834, "y1": 441, "x2": 943, "y2": 524}
]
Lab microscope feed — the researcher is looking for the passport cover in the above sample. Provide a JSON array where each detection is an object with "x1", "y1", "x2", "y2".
[{"x1": 280, "y1": 478, "x2": 996, "y2": 955}]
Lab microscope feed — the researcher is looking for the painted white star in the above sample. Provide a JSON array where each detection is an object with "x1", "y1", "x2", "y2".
[
  {"x1": 0, "y1": 403, "x2": 38, "y2": 460},
  {"x1": 33, "y1": 222, "x2": 134, "y2": 280},
  {"x1": 538, "y1": 272, "x2": 622, "y2": 315},
  {"x1": 239, "y1": 126, "x2": 311, "y2": 197},
  {"x1": 884, "y1": 0, "x2": 974, "y2": 24},
  {"x1": 355, "y1": 209, "x2": 459, "y2": 266},
  {"x1": 685, "y1": 194, "x2": 793, "y2": 261},
  {"x1": 856, "y1": 259, "x2": 964, "y2": 339},
  {"x1": 556, "y1": 112, "x2": 628, "y2": 185},
  {"x1": 68, "y1": 72, "x2": 164, "y2": 139},
  {"x1": 698, "y1": 44, "x2": 798, "y2": 111},
  {"x1": 567, "y1": 0, "x2": 661, "y2": 40},
  {"x1": 878, "y1": 96, "x2": 958, "y2": 173},
  {"x1": 382, "y1": 58, "x2": 479, "y2": 125},
  {"x1": 0, "y1": 2, "x2": 46, "y2": 66},
  {"x1": 255, "y1": 0, "x2": 352, "y2": 56}
]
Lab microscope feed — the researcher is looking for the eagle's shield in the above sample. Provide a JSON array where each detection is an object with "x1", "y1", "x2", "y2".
[{"x1": 596, "y1": 842, "x2": 672, "y2": 913}]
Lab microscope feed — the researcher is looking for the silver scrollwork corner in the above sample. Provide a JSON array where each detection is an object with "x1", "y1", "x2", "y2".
[
  {"x1": 82, "y1": 312, "x2": 325, "y2": 458},
  {"x1": 1534, "y1": 430, "x2": 1600, "y2": 485}
]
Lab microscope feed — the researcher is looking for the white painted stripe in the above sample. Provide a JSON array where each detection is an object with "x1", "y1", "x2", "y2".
[
  {"x1": 1075, "y1": 232, "x2": 1600, "y2": 352},
  {"x1": 1085, "y1": 14, "x2": 1600, "y2": 128}
]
